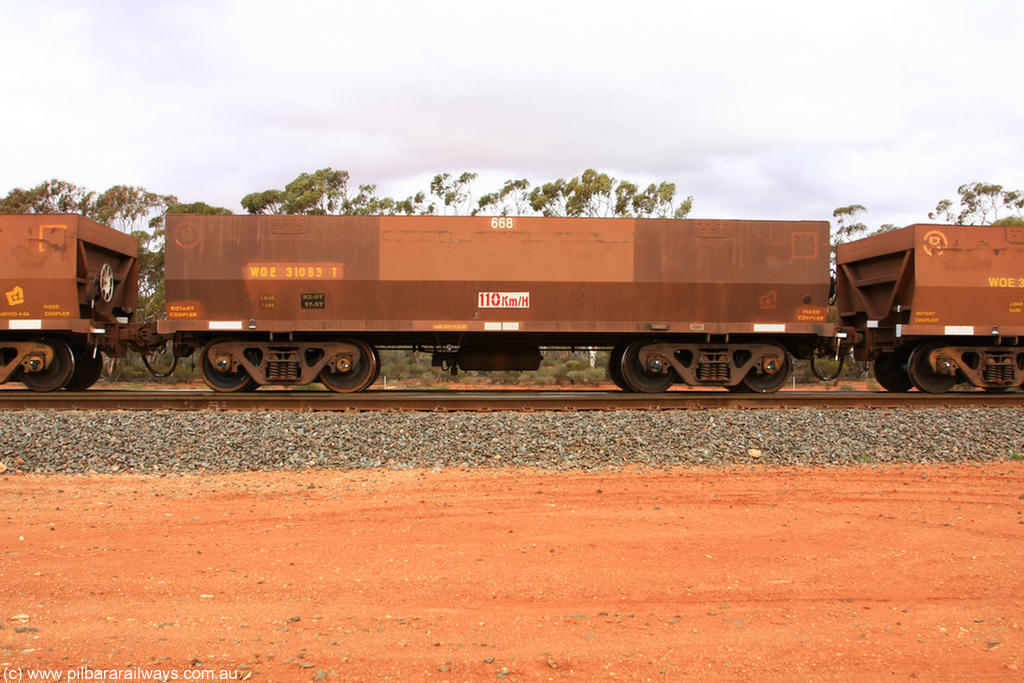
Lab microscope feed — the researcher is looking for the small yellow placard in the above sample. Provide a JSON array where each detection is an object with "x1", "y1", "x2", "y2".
[
  {"x1": 168, "y1": 302, "x2": 200, "y2": 319},
  {"x1": 795, "y1": 306, "x2": 827, "y2": 322},
  {"x1": 912, "y1": 310, "x2": 939, "y2": 323},
  {"x1": 5, "y1": 285, "x2": 24, "y2": 306}
]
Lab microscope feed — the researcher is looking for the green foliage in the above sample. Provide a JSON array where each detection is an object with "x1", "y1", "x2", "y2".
[
  {"x1": 509, "y1": 352, "x2": 611, "y2": 387},
  {"x1": 478, "y1": 178, "x2": 531, "y2": 216},
  {"x1": 528, "y1": 178, "x2": 569, "y2": 216},
  {"x1": 282, "y1": 168, "x2": 350, "y2": 214},
  {"x1": 674, "y1": 195, "x2": 694, "y2": 219},
  {"x1": 565, "y1": 169, "x2": 615, "y2": 217},
  {"x1": 374, "y1": 349, "x2": 613, "y2": 387},
  {"x1": 631, "y1": 181, "x2": 678, "y2": 218},
  {"x1": 241, "y1": 169, "x2": 436, "y2": 217},
  {"x1": 993, "y1": 215, "x2": 1024, "y2": 227},
  {"x1": 832, "y1": 204, "x2": 869, "y2": 243},
  {"x1": 132, "y1": 228, "x2": 165, "y2": 320},
  {"x1": 0, "y1": 179, "x2": 174, "y2": 232},
  {"x1": 91, "y1": 185, "x2": 175, "y2": 232},
  {"x1": 828, "y1": 203, "x2": 874, "y2": 264},
  {"x1": 393, "y1": 191, "x2": 431, "y2": 215},
  {"x1": 929, "y1": 182, "x2": 1024, "y2": 225},
  {"x1": 0, "y1": 179, "x2": 94, "y2": 215},
  {"x1": 613, "y1": 180, "x2": 638, "y2": 216},
  {"x1": 241, "y1": 168, "x2": 350, "y2": 215},
  {"x1": 105, "y1": 349, "x2": 200, "y2": 382},
  {"x1": 236, "y1": 167, "x2": 694, "y2": 220},
  {"x1": 792, "y1": 356, "x2": 870, "y2": 386},
  {"x1": 169, "y1": 201, "x2": 232, "y2": 216},
  {"x1": 430, "y1": 171, "x2": 478, "y2": 215},
  {"x1": 527, "y1": 170, "x2": 692, "y2": 219},
  {"x1": 240, "y1": 189, "x2": 285, "y2": 215}
]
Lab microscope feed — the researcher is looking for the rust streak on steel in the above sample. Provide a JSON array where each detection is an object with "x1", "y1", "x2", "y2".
[{"x1": 0, "y1": 390, "x2": 1020, "y2": 412}]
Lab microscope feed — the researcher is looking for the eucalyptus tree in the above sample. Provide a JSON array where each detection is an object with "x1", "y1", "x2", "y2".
[
  {"x1": 477, "y1": 178, "x2": 531, "y2": 216},
  {"x1": 929, "y1": 182, "x2": 1024, "y2": 225},
  {"x1": 241, "y1": 168, "x2": 350, "y2": 215},
  {"x1": 429, "y1": 171, "x2": 478, "y2": 215}
]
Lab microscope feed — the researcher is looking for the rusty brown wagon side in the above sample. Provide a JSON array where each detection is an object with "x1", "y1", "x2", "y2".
[
  {"x1": 836, "y1": 223, "x2": 1024, "y2": 392},
  {"x1": 0, "y1": 214, "x2": 139, "y2": 391},
  {"x1": 162, "y1": 214, "x2": 834, "y2": 393}
]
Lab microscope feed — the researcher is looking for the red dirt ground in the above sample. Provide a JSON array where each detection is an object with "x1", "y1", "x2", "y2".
[{"x1": 2, "y1": 463, "x2": 1022, "y2": 682}]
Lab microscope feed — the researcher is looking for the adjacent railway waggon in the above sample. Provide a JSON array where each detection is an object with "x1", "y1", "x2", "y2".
[
  {"x1": 837, "y1": 223, "x2": 1024, "y2": 393},
  {"x1": 0, "y1": 214, "x2": 138, "y2": 391},
  {"x1": 3, "y1": 212, "x2": 1024, "y2": 394}
]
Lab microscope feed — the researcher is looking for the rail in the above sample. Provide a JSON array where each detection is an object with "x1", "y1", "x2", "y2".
[{"x1": 0, "y1": 389, "x2": 1020, "y2": 412}]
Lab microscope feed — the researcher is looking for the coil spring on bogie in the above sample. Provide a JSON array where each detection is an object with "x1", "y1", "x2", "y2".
[
  {"x1": 983, "y1": 354, "x2": 1014, "y2": 384},
  {"x1": 266, "y1": 361, "x2": 301, "y2": 381},
  {"x1": 697, "y1": 351, "x2": 730, "y2": 383}
]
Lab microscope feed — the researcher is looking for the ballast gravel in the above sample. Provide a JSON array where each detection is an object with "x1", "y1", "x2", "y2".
[{"x1": 1, "y1": 408, "x2": 1023, "y2": 474}]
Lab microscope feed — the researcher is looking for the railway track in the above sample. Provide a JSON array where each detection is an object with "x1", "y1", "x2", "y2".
[{"x1": 0, "y1": 388, "x2": 1020, "y2": 412}]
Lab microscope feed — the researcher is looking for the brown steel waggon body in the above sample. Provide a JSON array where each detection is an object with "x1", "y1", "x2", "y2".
[
  {"x1": 161, "y1": 214, "x2": 834, "y2": 393},
  {"x1": 0, "y1": 214, "x2": 138, "y2": 390},
  {"x1": 837, "y1": 224, "x2": 1024, "y2": 392}
]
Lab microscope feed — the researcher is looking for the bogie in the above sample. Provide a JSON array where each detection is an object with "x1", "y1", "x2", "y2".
[
  {"x1": 197, "y1": 338, "x2": 381, "y2": 392},
  {"x1": 610, "y1": 339, "x2": 793, "y2": 393},
  {"x1": 903, "y1": 343, "x2": 1024, "y2": 393}
]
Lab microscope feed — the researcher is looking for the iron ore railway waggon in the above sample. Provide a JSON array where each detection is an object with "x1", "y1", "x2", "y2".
[
  {"x1": 2, "y1": 212, "x2": 1024, "y2": 394},
  {"x1": 837, "y1": 223, "x2": 1024, "y2": 393},
  {"x1": 159, "y1": 214, "x2": 833, "y2": 393},
  {"x1": 0, "y1": 214, "x2": 139, "y2": 391}
]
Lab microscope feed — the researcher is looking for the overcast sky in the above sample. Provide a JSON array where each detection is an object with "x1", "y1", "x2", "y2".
[{"x1": 1, "y1": 0, "x2": 1021, "y2": 228}]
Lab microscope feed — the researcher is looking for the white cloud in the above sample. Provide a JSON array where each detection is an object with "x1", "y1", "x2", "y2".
[{"x1": 1, "y1": 0, "x2": 1021, "y2": 226}]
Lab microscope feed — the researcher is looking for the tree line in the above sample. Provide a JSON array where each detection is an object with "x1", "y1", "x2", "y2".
[
  {"x1": 832, "y1": 181, "x2": 1024, "y2": 248},
  {"x1": 239, "y1": 168, "x2": 694, "y2": 219},
  {"x1": 5, "y1": 171, "x2": 1021, "y2": 234}
]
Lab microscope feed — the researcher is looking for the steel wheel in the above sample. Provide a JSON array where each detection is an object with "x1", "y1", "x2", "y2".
[
  {"x1": 873, "y1": 352, "x2": 912, "y2": 392},
  {"x1": 365, "y1": 346, "x2": 382, "y2": 389},
  {"x1": 65, "y1": 349, "x2": 104, "y2": 391},
  {"x1": 199, "y1": 339, "x2": 255, "y2": 393},
  {"x1": 619, "y1": 340, "x2": 675, "y2": 393},
  {"x1": 320, "y1": 339, "x2": 378, "y2": 393},
  {"x1": 741, "y1": 345, "x2": 791, "y2": 393},
  {"x1": 21, "y1": 339, "x2": 75, "y2": 392},
  {"x1": 607, "y1": 346, "x2": 632, "y2": 391},
  {"x1": 908, "y1": 343, "x2": 956, "y2": 393}
]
